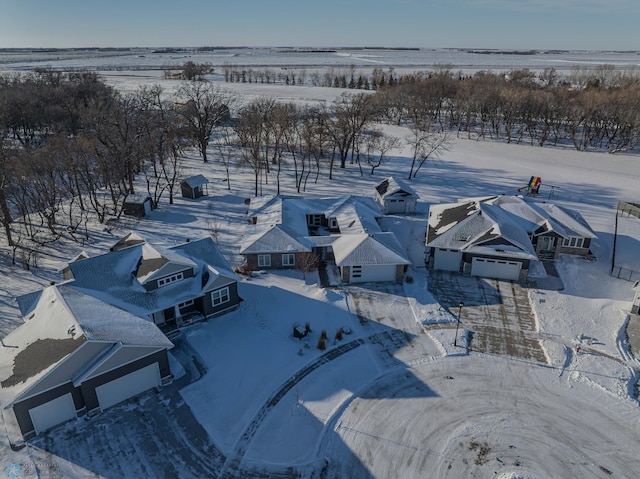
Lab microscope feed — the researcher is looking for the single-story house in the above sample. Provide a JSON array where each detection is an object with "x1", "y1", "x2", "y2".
[
  {"x1": 632, "y1": 281, "x2": 640, "y2": 315},
  {"x1": 240, "y1": 195, "x2": 411, "y2": 283},
  {"x1": 181, "y1": 174, "x2": 209, "y2": 199},
  {"x1": 58, "y1": 232, "x2": 240, "y2": 330},
  {"x1": 1, "y1": 285, "x2": 173, "y2": 443},
  {"x1": 425, "y1": 195, "x2": 597, "y2": 281},
  {"x1": 375, "y1": 176, "x2": 419, "y2": 215},
  {"x1": 122, "y1": 195, "x2": 154, "y2": 217}
]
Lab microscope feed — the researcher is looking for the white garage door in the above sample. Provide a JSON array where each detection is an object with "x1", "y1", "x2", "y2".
[
  {"x1": 95, "y1": 363, "x2": 161, "y2": 411},
  {"x1": 433, "y1": 248, "x2": 463, "y2": 272},
  {"x1": 351, "y1": 264, "x2": 397, "y2": 283},
  {"x1": 29, "y1": 393, "x2": 76, "y2": 434},
  {"x1": 471, "y1": 257, "x2": 522, "y2": 281},
  {"x1": 386, "y1": 199, "x2": 406, "y2": 214}
]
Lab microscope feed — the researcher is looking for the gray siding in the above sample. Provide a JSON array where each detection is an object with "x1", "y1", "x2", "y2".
[
  {"x1": 202, "y1": 283, "x2": 241, "y2": 317},
  {"x1": 244, "y1": 252, "x2": 306, "y2": 271}
]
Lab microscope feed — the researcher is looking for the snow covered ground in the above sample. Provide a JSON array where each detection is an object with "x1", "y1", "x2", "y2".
[{"x1": 0, "y1": 67, "x2": 639, "y2": 478}]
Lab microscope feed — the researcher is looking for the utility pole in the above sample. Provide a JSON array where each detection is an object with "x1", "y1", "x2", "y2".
[{"x1": 454, "y1": 302, "x2": 464, "y2": 347}]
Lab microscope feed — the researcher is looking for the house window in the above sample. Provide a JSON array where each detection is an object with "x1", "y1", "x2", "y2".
[
  {"x1": 307, "y1": 215, "x2": 322, "y2": 227},
  {"x1": 329, "y1": 218, "x2": 338, "y2": 229},
  {"x1": 282, "y1": 254, "x2": 295, "y2": 266},
  {"x1": 352, "y1": 265, "x2": 362, "y2": 278},
  {"x1": 562, "y1": 237, "x2": 584, "y2": 248},
  {"x1": 258, "y1": 254, "x2": 271, "y2": 267},
  {"x1": 212, "y1": 287, "x2": 230, "y2": 306},
  {"x1": 157, "y1": 272, "x2": 184, "y2": 288}
]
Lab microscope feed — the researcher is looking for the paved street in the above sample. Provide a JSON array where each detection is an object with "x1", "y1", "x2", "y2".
[{"x1": 427, "y1": 271, "x2": 547, "y2": 363}]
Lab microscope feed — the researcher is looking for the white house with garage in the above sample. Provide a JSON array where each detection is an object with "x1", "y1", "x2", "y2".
[
  {"x1": 240, "y1": 194, "x2": 410, "y2": 283},
  {"x1": 425, "y1": 195, "x2": 597, "y2": 281},
  {"x1": 375, "y1": 176, "x2": 419, "y2": 214},
  {"x1": 0, "y1": 285, "x2": 173, "y2": 444}
]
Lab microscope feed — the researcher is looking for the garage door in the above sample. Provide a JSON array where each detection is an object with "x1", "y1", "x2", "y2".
[
  {"x1": 351, "y1": 264, "x2": 397, "y2": 283},
  {"x1": 29, "y1": 393, "x2": 76, "y2": 434},
  {"x1": 95, "y1": 363, "x2": 161, "y2": 411},
  {"x1": 386, "y1": 199, "x2": 406, "y2": 214},
  {"x1": 471, "y1": 257, "x2": 522, "y2": 281},
  {"x1": 433, "y1": 248, "x2": 463, "y2": 272}
]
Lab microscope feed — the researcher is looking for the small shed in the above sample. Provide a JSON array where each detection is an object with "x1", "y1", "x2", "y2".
[
  {"x1": 181, "y1": 174, "x2": 209, "y2": 199},
  {"x1": 123, "y1": 195, "x2": 153, "y2": 217},
  {"x1": 375, "y1": 176, "x2": 419, "y2": 215}
]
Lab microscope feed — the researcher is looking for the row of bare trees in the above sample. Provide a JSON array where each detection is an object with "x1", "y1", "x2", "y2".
[
  {"x1": 369, "y1": 66, "x2": 640, "y2": 153},
  {"x1": 0, "y1": 73, "x2": 234, "y2": 264},
  {"x1": 224, "y1": 91, "x2": 449, "y2": 196}
]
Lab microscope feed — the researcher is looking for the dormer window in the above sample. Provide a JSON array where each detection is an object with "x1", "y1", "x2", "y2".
[{"x1": 157, "y1": 272, "x2": 184, "y2": 288}]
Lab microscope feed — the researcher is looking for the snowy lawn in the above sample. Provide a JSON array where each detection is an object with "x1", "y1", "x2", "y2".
[{"x1": 0, "y1": 74, "x2": 639, "y2": 477}]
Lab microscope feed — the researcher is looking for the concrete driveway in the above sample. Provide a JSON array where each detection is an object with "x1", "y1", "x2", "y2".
[{"x1": 427, "y1": 271, "x2": 547, "y2": 363}]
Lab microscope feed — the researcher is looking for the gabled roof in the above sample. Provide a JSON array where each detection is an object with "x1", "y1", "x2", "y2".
[
  {"x1": 242, "y1": 194, "x2": 411, "y2": 270},
  {"x1": 0, "y1": 285, "x2": 171, "y2": 408},
  {"x1": 110, "y1": 231, "x2": 146, "y2": 252},
  {"x1": 182, "y1": 174, "x2": 209, "y2": 188},
  {"x1": 426, "y1": 197, "x2": 537, "y2": 260},
  {"x1": 54, "y1": 234, "x2": 235, "y2": 318},
  {"x1": 426, "y1": 195, "x2": 597, "y2": 260},
  {"x1": 375, "y1": 176, "x2": 419, "y2": 200},
  {"x1": 332, "y1": 233, "x2": 411, "y2": 266},
  {"x1": 240, "y1": 224, "x2": 313, "y2": 254}
]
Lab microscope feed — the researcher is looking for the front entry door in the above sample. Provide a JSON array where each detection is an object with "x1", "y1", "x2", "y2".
[{"x1": 540, "y1": 236, "x2": 555, "y2": 252}]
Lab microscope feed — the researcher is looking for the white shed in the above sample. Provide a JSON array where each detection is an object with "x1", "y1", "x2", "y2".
[{"x1": 375, "y1": 177, "x2": 419, "y2": 215}]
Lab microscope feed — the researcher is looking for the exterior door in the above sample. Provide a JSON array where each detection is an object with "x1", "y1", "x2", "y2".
[
  {"x1": 540, "y1": 236, "x2": 555, "y2": 252},
  {"x1": 29, "y1": 393, "x2": 76, "y2": 434},
  {"x1": 95, "y1": 363, "x2": 161, "y2": 411},
  {"x1": 433, "y1": 248, "x2": 463, "y2": 272},
  {"x1": 471, "y1": 257, "x2": 522, "y2": 281}
]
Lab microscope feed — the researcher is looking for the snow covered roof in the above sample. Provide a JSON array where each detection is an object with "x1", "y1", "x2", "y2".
[
  {"x1": 49, "y1": 234, "x2": 236, "y2": 318},
  {"x1": 182, "y1": 174, "x2": 209, "y2": 188},
  {"x1": 426, "y1": 198, "x2": 536, "y2": 260},
  {"x1": 0, "y1": 285, "x2": 171, "y2": 408},
  {"x1": 242, "y1": 194, "x2": 410, "y2": 268},
  {"x1": 110, "y1": 231, "x2": 146, "y2": 251},
  {"x1": 240, "y1": 224, "x2": 313, "y2": 254},
  {"x1": 426, "y1": 195, "x2": 596, "y2": 259},
  {"x1": 332, "y1": 233, "x2": 410, "y2": 266},
  {"x1": 375, "y1": 176, "x2": 419, "y2": 200}
]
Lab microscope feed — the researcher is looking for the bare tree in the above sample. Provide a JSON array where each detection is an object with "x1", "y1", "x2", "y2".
[
  {"x1": 406, "y1": 127, "x2": 452, "y2": 179},
  {"x1": 176, "y1": 82, "x2": 235, "y2": 163},
  {"x1": 362, "y1": 129, "x2": 399, "y2": 176}
]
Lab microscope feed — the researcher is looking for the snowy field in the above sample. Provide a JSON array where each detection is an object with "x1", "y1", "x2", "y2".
[{"x1": 0, "y1": 58, "x2": 639, "y2": 478}]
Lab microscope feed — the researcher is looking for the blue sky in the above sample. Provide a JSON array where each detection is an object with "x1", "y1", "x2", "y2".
[{"x1": 0, "y1": 0, "x2": 637, "y2": 50}]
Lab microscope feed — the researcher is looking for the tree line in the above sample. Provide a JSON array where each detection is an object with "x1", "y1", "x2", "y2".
[{"x1": 1, "y1": 63, "x2": 639, "y2": 266}]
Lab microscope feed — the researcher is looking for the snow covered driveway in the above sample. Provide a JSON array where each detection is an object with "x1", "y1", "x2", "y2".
[
  {"x1": 428, "y1": 271, "x2": 547, "y2": 363},
  {"x1": 30, "y1": 385, "x2": 225, "y2": 478},
  {"x1": 321, "y1": 355, "x2": 640, "y2": 478}
]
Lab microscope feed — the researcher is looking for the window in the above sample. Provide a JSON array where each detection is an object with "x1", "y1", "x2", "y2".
[
  {"x1": 329, "y1": 218, "x2": 338, "y2": 229},
  {"x1": 157, "y1": 272, "x2": 184, "y2": 288},
  {"x1": 258, "y1": 254, "x2": 271, "y2": 267},
  {"x1": 282, "y1": 254, "x2": 295, "y2": 266},
  {"x1": 212, "y1": 287, "x2": 230, "y2": 306},
  {"x1": 352, "y1": 265, "x2": 362, "y2": 278},
  {"x1": 562, "y1": 237, "x2": 585, "y2": 248},
  {"x1": 307, "y1": 215, "x2": 322, "y2": 227}
]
